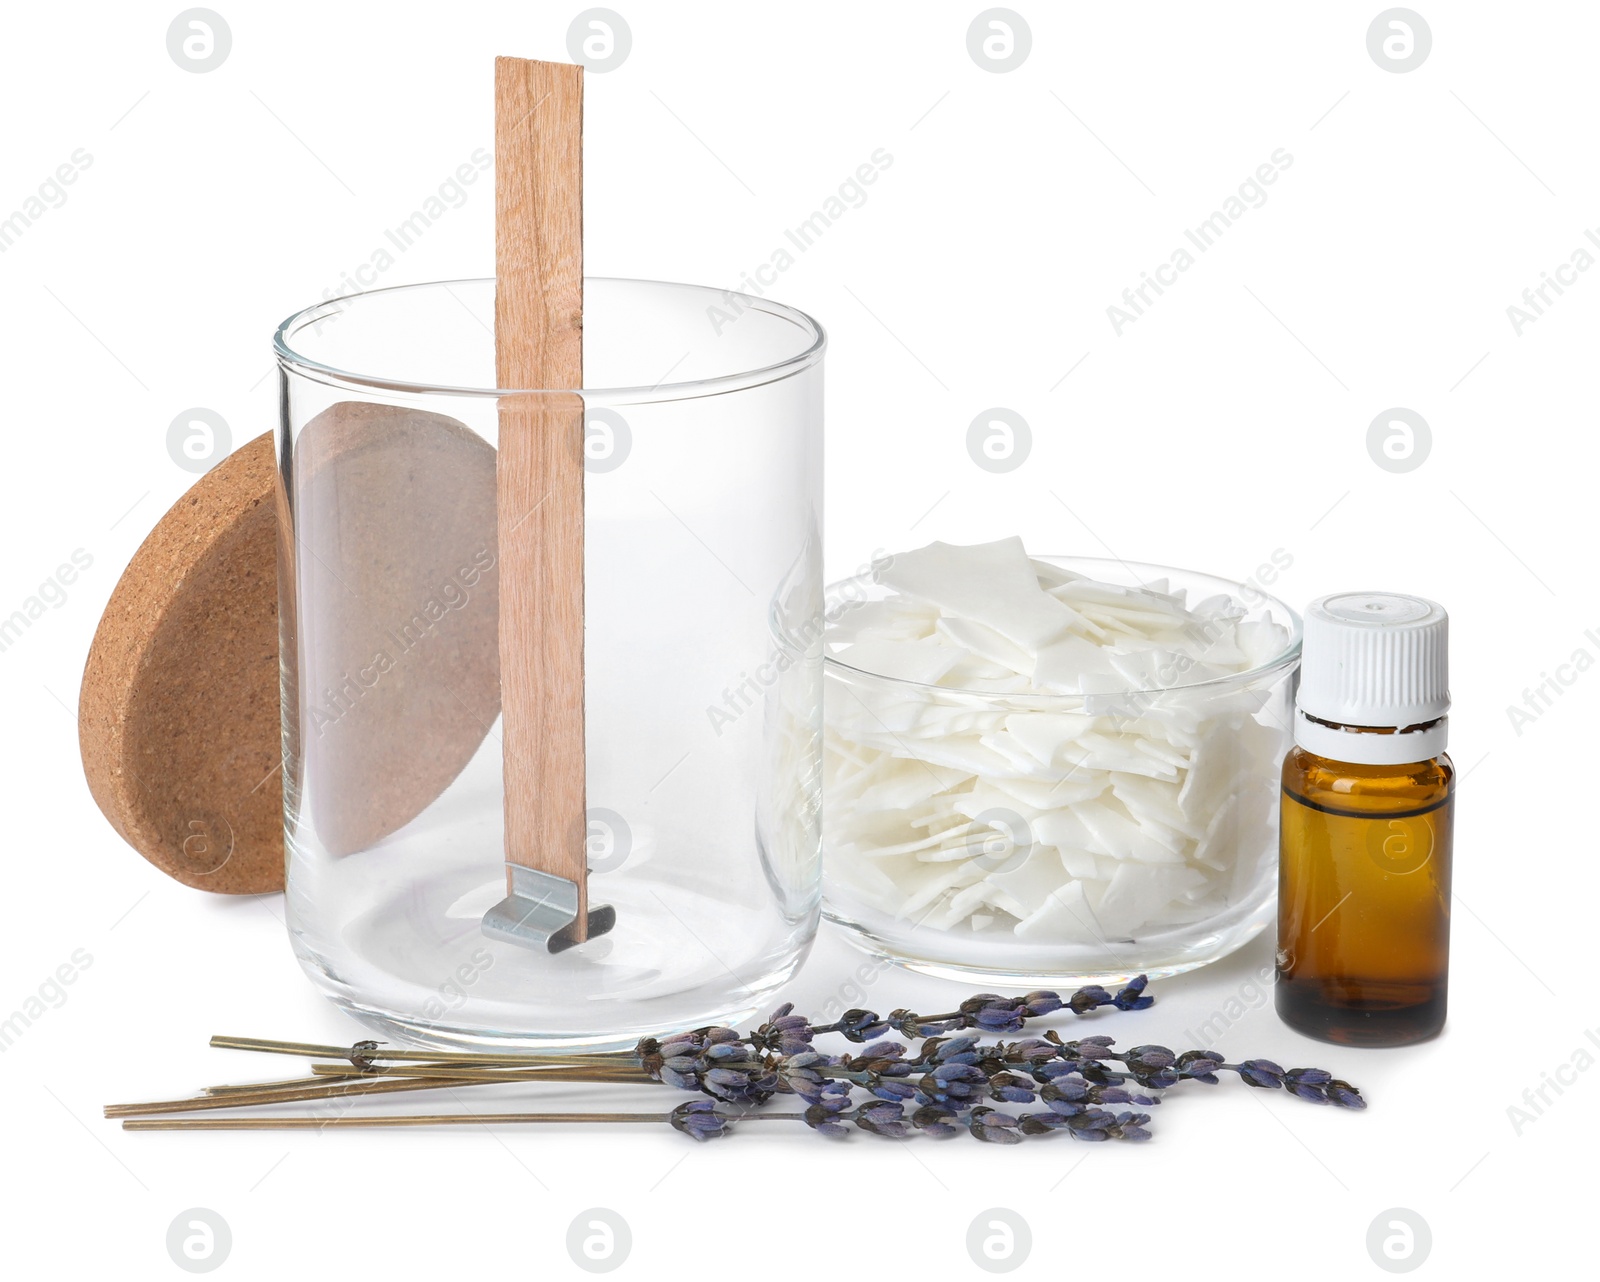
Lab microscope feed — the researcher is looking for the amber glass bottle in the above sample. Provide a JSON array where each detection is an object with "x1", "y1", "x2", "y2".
[{"x1": 1275, "y1": 593, "x2": 1451, "y2": 1047}]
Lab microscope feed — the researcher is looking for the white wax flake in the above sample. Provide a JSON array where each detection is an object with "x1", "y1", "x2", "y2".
[
  {"x1": 855, "y1": 761, "x2": 969, "y2": 812},
  {"x1": 1033, "y1": 635, "x2": 1118, "y2": 693},
  {"x1": 876, "y1": 537, "x2": 1082, "y2": 652},
  {"x1": 824, "y1": 597, "x2": 936, "y2": 645},
  {"x1": 1001, "y1": 711, "x2": 1097, "y2": 765},
  {"x1": 831, "y1": 638, "x2": 963, "y2": 685},
  {"x1": 1095, "y1": 862, "x2": 1210, "y2": 937},
  {"x1": 825, "y1": 540, "x2": 1294, "y2": 940},
  {"x1": 935, "y1": 616, "x2": 1036, "y2": 675},
  {"x1": 1013, "y1": 881, "x2": 1103, "y2": 942}
]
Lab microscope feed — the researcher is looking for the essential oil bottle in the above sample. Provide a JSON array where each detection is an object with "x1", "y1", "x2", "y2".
[{"x1": 1276, "y1": 592, "x2": 1452, "y2": 1048}]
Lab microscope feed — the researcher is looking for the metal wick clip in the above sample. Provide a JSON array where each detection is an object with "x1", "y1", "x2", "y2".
[{"x1": 482, "y1": 865, "x2": 616, "y2": 954}]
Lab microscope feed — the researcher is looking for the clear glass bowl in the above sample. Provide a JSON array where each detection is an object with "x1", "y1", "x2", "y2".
[
  {"x1": 822, "y1": 557, "x2": 1300, "y2": 986},
  {"x1": 275, "y1": 278, "x2": 825, "y2": 1051}
]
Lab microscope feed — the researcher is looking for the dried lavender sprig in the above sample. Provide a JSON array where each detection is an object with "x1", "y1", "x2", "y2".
[
  {"x1": 792, "y1": 974, "x2": 1153, "y2": 1045},
  {"x1": 1038, "y1": 1033, "x2": 1367, "y2": 1109}
]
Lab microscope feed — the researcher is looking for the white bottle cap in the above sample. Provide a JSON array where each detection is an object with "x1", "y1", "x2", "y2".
[{"x1": 1294, "y1": 592, "x2": 1449, "y2": 766}]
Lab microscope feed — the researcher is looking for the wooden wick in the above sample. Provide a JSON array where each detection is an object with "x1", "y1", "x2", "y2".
[{"x1": 490, "y1": 56, "x2": 599, "y2": 946}]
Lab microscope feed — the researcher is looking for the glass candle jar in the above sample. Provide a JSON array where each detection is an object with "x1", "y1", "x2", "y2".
[
  {"x1": 822, "y1": 557, "x2": 1300, "y2": 986},
  {"x1": 274, "y1": 278, "x2": 824, "y2": 1051}
]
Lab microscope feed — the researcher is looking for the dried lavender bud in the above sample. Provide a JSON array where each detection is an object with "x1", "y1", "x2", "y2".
[
  {"x1": 956, "y1": 994, "x2": 1021, "y2": 1033},
  {"x1": 1113, "y1": 975, "x2": 1153, "y2": 1011},
  {"x1": 775, "y1": 1050, "x2": 842, "y2": 1102},
  {"x1": 911, "y1": 1104, "x2": 962, "y2": 1137},
  {"x1": 752, "y1": 1003, "x2": 813, "y2": 1055},
  {"x1": 917, "y1": 1062, "x2": 990, "y2": 1107},
  {"x1": 1063, "y1": 1106, "x2": 1120, "y2": 1139},
  {"x1": 1113, "y1": 1111, "x2": 1154, "y2": 1141},
  {"x1": 922, "y1": 1035, "x2": 982, "y2": 1065},
  {"x1": 868, "y1": 1077, "x2": 919, "y2": 1103},
  {"x1": 1176, "y1": 1050, "x2": 1223, "y2": 1085},
  {"x1": 1122, "y1": 1044, "x2": 1180, "y2": 1090},
  {"x1": 1067, "y1": 985, "x2": 1114, "y2": 1015},
  {"x1": 846, "y1": 1041, "x2": 911, "y2": 1074},
  {"x1": 1021, "y1": 990, "x2": 1063, "y2": 1016},
  {"x1": 890, "y1": 1008, "x2": 958, "y2": 1038},
  {"x1": 988, "y1": 1071, "x2": 1037, "y2": 1105},
  {"x1": 995, "y1": 1038, "x2": 1058, "y2": 1066},
  {"x1": 835, "y1": 1009, "x2": 892, "y2": 1042},
  {"x1": 1284, "y1": 1067, "x2": 1334, "y2": 1104},
  {"x1": 658, "y1": 1057, "x2": 700, "y2": 1092},
  {"x1": 1328, "y1": 1080, "x2": 1367, "y2": 1110},
  {"x1": 1125, "y1": 1044, "x2": 1175, "y2": 1070},
  {"x1": 1071, "y1": 1035, "x2": 1117, "y2": 1062},
  {"x1": 670, "y1": 1100, "x2": 726, "y2": 1141},
  {"x1": 703, "y1": 1066, "x2": 758, "y2": 1100},
  {"x1": 968, "y1": 1106, "x2": 1024, "y2": 1144},
  {"x1": 1040, "y1": 1076, "x2": 1090, "y2": 1112},
  {"x1": 803, "y1": 1098, "x2": 850, "y2": 1137},
  {"x1": 659, "y1": 1027, "x2": 739, "y2": 1055},
  {"x1": 853, "y1": 1101, "x2": 910, "y2": 1138},
  {"x1": 1237, "y1": 1058, "x2": 1287, "y2": 1090}
]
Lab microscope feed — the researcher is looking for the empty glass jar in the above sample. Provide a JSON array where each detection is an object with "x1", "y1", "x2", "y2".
[{"x1": 274, "y1": 278, "x2": 824, "y2": 1051}]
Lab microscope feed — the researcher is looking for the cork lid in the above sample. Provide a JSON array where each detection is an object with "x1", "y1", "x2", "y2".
[
  {"x1": 79, "y1": 433, "x2": 284, "y2": 893},
  {"x1": 79, "y1": 411, "x2": 505, "y2": 895}
]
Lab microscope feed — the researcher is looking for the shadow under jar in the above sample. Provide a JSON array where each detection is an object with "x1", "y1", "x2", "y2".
[
  {"x1": 274, "y1": 278, "x2": 825, "y2": 1051},
  {"x1": 821, "y1": 558, "x2": 1301, "y2": 987}
]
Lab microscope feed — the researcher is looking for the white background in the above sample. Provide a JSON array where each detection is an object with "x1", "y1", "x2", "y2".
[{"x1": 1, "y1": 0, "x2": 1591, "y2": 1276}]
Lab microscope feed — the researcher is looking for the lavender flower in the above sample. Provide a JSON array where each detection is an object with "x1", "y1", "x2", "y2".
[
  {"x1": 987, "y1": 1071, "x2": 1037, "y2": 1105},
  {"x1": 670, "y1": 1100, "x2": 726, "y2": 1141},
  {"x1": 917, "y1": 1062, "x2": 989, "y2": 1107},
  {"x1": 834, "y1": 1009, "x2": 892, "y2": 1042},
  {"x1": 1066, "y1": 985, "x2": 1114, "y2": 1015},
  {"x1": 1176, "y1": 1050, "x2": 1223, "y2": 1084},
  {"x1": 911, "y1": 1104, "x2": 963, "y2": 1137},
  {"x1": 890, "y1": 1008, "x2": 959, "y2": 1038},
  {"x1": 752, "y1": 1003, "x2": 813, "y2": 1055},
  {"x1": 853, "y1": 1101, "x2": 910, "y2": 1138},
  {"x1": 1122, "y1": 1044, "x2": 1180, "y2": 1089},
  {"x1": 1237, "y1": 1058, "x2": 1287, "y2": 1090},
  {"x1": 964, "y1": 995, "x2": 1029, "y2": 1034},
  {"x1": 996, "y1": 1038, "x2": 1059, "y2": 1066},
  {"x1": 803, "y1": 1097, "x2": 851, "y2": 1137},
  {"x1": 1113, "y1": 975, "x2": 1153, "y2": 1010},
  {"x1": 846, "y1": 1041, "x2": 911, "y2": 1074},
  {"x1": 968, "y1": 1107, "x2": 1024, "y2": 1144},
  {"x1": 1282, "y1": 1067, "x2": 1332, "y2": 1103},
  {"x1": 774, "y1": 1051, "x2": 844, "y2": 1102}
]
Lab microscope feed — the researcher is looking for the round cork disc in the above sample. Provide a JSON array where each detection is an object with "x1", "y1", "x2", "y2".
[{"x1": 79, "y1": 433, "x2": 284, "y2": 893}]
